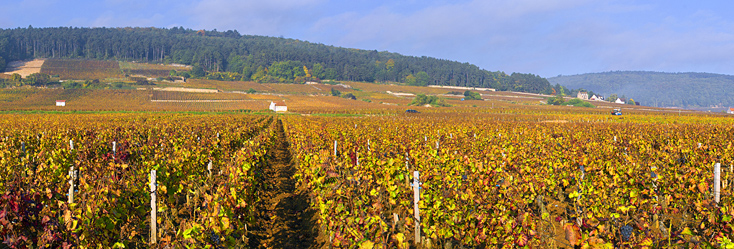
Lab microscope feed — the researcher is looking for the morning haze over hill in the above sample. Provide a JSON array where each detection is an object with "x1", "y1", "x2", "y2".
[{"x1": 549, "y1": 71, "x2": 734, "y2": 110}]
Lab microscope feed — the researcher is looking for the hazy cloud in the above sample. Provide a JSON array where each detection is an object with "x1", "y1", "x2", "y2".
[
  {"x1": 90, "y1": 12, "x2": 167, "y2": 28},
  {"x1": 189, "y1": 0, "x2": 325, "y2": 36}
]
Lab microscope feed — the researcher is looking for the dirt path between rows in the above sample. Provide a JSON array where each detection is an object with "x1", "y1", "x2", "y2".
[{"x1": 248, "y1": 119, "x2": 321, "y2": 248}]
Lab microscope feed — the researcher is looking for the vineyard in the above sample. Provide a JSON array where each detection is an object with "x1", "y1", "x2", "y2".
[
  {"x1": 119, "y1": 62, "x2": 191, "y2": 78},
  {"x1": 284, "y1": 113, "x2": 734, "y2": 248},
  {"x1": 1, "y1": 105, "x2": 734, "y2": 248},
  {"x1": 40, "y1": 59, "x2": 122, "y2": 80},
  {"x1": 0, "y1": 113, "x2": 276, "y2": 248}
]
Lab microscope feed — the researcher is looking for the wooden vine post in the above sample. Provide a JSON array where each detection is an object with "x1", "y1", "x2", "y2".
[
  {"x1": 714, "y1": 163, "x2": 721, "y2": 204},
  {"x1": 413, "y1": 171, "x2": 421, "y2": 243},
  {"x1": 150, "y1": 169, "x2": 157, "y2": 244},
  {"x1": 68, "y1": 139, "x2": 75, "y2": 204},
  {"x1": 68, "y1": 166, "x2": 75, "y2": 203},
  {"x1": 207, "y1": 160, "x2": 213, "y2": 177},
  {"x1": 334, "y1": 140, "x2": 338, "y2": 157}
]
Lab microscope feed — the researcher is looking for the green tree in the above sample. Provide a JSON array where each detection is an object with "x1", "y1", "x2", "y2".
[
  {"x1": 463, "y1": 90, "x2": 482, "y2": 100},
  {"x1": 566, "y1": 98, "x2": 595, "y2": 108},
  {"x1": 0, "y1": 56, "x2": 5, "y2": 72},
  {"x1": 312, "y1": 63, "x2": 325, "y2": 79},
  {"x1": 386, "y1": 59, "x2": 395, "y2": 71},
  {"x1": 26, "y1": 73, "x2": 50, "y2": 85},
  {"x1": 415, "y1": 71, "x2": 430, "y2": 86},
  {"x1": 191, "y1": 65, "x2": 205, "y2": 78},
  {"x1": 405, "y1": 74, "x2": 417, "y2": 85},
  {"x1": 10, "y1": 73, "x2": 21, "y2": 82},
  {"x1": 410, "y1": 94, "x2": 449, "y2": 107},
  {"x1": 547, "y1": 95, "x2": 565, "y2": 105},
  {"x1": 608, "y1": 94, "x2": 618, "y2": 102},
  {"x1": 331, "y1": 88, "x2": 341, "y2": 96},
  {"x1": 324, "y1": 68, "x2": 338, "y2": 80},
  {"x1": 251, "y1": 66, "x2": 267, "y2": 81}
]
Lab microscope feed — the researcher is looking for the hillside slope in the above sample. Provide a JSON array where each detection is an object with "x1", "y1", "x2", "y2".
[
  {"x1": 548, "y1": 71, "x2": 734, "y2": 108},
  {"x1": 0, "y1": 27, "x2": 551, "y2": 93}
]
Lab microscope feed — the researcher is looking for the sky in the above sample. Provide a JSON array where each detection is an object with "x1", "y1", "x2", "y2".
[{"x1": 2, "y1": 0, "x2": 734, "y2": 78}]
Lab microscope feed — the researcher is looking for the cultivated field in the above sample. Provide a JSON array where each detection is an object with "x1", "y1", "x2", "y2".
[
  {"x1": 41, "y1": 59, "x2": 122, "y2": 80},
  {"x1": 119, "y1": 61, "x2": 191, "y2": 78},
  {"x1": 2, "y1": 59, "x2": 45, "y2": 77},
  {"x1": 1, "y1": 67, "x2": 732, "y2": 248}
]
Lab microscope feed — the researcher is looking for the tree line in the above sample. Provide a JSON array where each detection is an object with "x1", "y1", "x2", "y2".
[{"x1": 0, "y1": 26, "x2": 552, "y2": 93}]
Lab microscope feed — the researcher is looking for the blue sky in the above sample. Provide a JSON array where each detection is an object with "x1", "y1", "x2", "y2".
[{"x1": 2, "y1": 0, "x2": 734, "y2": 77}]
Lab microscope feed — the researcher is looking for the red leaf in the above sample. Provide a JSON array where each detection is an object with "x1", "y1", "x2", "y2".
[
  {"x1": 564, "y1": 223, "x2": 581, "y2": 245},
  {"x1": 516, "y1": 233, "x2": 528, "y2": 246}
]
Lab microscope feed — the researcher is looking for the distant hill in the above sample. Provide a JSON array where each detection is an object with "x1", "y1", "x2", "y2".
[
  {"x1": 548, "y1": 71, "x2": 734, "y2": 108},
  {"x1": 0, "y1": 26, "x2": 551, "y2": 94}
]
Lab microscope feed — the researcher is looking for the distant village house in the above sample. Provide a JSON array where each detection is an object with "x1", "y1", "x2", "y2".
[
  {"x1": 615, "y1": 98, "x2": 625, "y2": 104},
  {"x1": 576, "y1": 91, "x2": 588, "y2": 100},
  {"x1": 269, "y1": 101, "x2": 287, "y2": 112},
  {"x1": 56, "y1": 100, "x2": 66, "y2": 107},
  {"x1": 728, "y1": 108, "x2": 734, "y2": 114}
]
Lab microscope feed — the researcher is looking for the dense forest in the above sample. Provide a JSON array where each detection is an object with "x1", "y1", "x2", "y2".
[
  {"x1": 0, "y1": 26, "x2": 551, "y2": 93},
  {"x1": 549, "y1": 71, "x2": 734, "y2": 108}
]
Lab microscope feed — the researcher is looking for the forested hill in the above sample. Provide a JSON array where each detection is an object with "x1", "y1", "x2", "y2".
[
  {"x1": 0, "y1": 26, "x2": 551, "y2": 93},
  {"x1": 548, "y1": 71, "x2": 734, "y2": 108}
]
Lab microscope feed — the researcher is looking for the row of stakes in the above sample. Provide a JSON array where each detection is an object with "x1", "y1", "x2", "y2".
[
  {"x1": 334, "y1": 136, "x2": 725, "y2": 245},
  {"x1": 14, "y1": 133, "x2": 225, "y2": 245},
  {"x1": 333, "y1": 139, "x2": 423, "y2": 244},
  {"x1": 14, "y1": 133, "x2": 726, "y2": 245}
]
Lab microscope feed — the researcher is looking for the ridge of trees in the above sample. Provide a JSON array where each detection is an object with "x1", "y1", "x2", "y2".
[
  {"x1": 0, "y1": 26, "x2": 552, "y2": 93},
  {"x1": 549, "y1": 71, "x2": 734, "y2": 108}
]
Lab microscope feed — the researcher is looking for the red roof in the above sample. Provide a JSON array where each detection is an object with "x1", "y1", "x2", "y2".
[
  {"x1": 273, "y1": 101, "x2": 286, "y2": 106},
  {"x1": 56, "y1": 100, "x2": 66, "y2": 102},
  {"x1": 729, "y1": 107, "x2": 734, "y2": 112}
]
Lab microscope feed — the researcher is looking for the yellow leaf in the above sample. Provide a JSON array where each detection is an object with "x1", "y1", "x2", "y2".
[
  {"x1": 395, "y1": 233, "x2": 405, "y2": 244},
  {"x1": 639, "y1": 237, "x2": 653, "y2": 246},
  {"x1": 360, "y1": 240, "x2": 374, "y2": 249},
  {"x1": 221, "y1": 217, "x2": 230, "y2": 229}
]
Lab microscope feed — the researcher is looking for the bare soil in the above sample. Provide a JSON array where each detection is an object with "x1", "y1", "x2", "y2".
[
  {"x1": 248, "y1": 119, "x2": 322, "y2": 248},
  {"x1": 3, "y1": 59, "x2": 45, "y2": 77}
]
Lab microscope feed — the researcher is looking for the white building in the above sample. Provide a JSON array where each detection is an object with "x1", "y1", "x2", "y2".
[
  {"x1": 615, "y1": 98, "x2": 625, "y2": 104},
  {"x1": 56, "y1": 100, "x2": 66, "y2": 107},
  {"x1": 269, "y1": 101, "x2": 287, "y2": 112},
  {"x1": 727, "y1": 108, "x2": 734, "y2": 114},
  {"x1": 576, "y1": 91, "x2": 588, "y2": 100}
]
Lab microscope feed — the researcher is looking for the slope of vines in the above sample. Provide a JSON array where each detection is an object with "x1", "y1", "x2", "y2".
[{"x1": 285, "y1": 113, "x2": 734, "y2": 248}]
